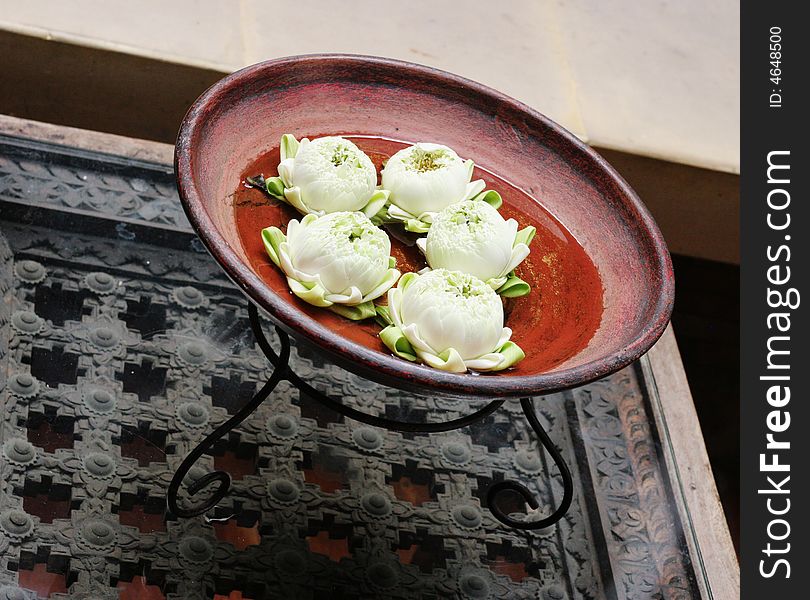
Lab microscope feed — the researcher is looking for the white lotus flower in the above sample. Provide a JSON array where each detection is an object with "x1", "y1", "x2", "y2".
[
  {"x1": 379, "y1": 269, "x2": 525, "y2": 372},
  {"x1": 262, "y1": 211, "x2": 400, "y2": 320},
  {"x1": 261, "y1": 135, "x2": 389, "y2": 218},
  {"x1": 416, "y1": 200, "x2": 536, "y2": 297},
  {"x1": 380, "y1": 143, "x2": 496, "y2": 233}
]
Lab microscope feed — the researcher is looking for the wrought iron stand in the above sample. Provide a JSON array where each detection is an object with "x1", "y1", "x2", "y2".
[{"x1": 167, "y1": 302, "x2": 573, "y2": 530}]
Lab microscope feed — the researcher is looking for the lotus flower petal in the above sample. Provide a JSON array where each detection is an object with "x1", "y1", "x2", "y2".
[
  {"x1": 261, "y1": 211, "x2": 400, "y2": 320},
  {"x1": 419, "y1": 200, "x2": 535, "y2": 296},
  {"x1": 271, "y1": 135, "x2": 381, "y2": 216},
  {"x1": 380, "y1": 269, "x2": 525, "y2": 371},
  {"x1": 381, "y1": 143, "x2": 488, "y2": 231}
]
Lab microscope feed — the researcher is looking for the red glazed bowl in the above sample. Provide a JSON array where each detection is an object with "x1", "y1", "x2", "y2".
[{"x1": 175, "y1": 54, "x2": 674, "y2": 399}]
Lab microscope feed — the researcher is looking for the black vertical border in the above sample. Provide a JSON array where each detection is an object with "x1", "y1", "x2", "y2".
[{"x1": 740, "y1": 5, "x2": 808, "y2": 597}]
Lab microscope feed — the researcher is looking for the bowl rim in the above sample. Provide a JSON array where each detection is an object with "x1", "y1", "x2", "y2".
[{"x1": 175, "y1": 53, "x2": 674, "y2": 399}]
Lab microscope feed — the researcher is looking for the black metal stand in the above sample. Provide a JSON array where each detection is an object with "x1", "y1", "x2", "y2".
[{"x1": 167, "y1": 302, "x2": 573, "y2": 530}]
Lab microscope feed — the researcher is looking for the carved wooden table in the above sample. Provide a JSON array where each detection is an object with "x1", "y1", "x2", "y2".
[{"x1": 0, "y1": 117, "x2": 738, "y2": 600}]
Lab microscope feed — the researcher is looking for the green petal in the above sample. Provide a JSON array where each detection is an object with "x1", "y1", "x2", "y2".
[
  {"x1": 299, "y1": 213, "x2": 320, "y2": 227},
  {"x1": 515, "y1": 225, "x2": 536, "y2": 247},
  {"x1": 329, "y1": 301, "x2": 377, "y2": 321},
  {"x1": 374, "y1": 304, "x2": 393, "y2": 327},
  {"x1": 404, "y1": 218, "x2": 431, "y2": 233},
  {"x1": 280, "y1": 134, "x2": 300, "y2": 161},
  {"x1": 370, "y1": 205, "x2": 390, "y2": 225},
  {"x1": 496, "y1": 273, "x2": 531, "y2": 298},
  {"x1": 283, "y1": 186, "x2": 311, "y2": 215},
  {"x1": 431, "y1": 347, "x2": 467, "y2": 372},
  {"x1": 388, "y1": 256, "x2": 397, "y2": 268},
  {"x1": 261, "y1": 227, "x2": 286, "y2": 267},
  {"x1": 363, "y1": 189, "x2": 390, "y2": 221},
  {"x1": 398, "y1": 272, "x2": 419, "y2": 292},
  {"x1": 474, "y1": 189, "x2": 503, "y2": 210},
  {"x1": 287, "y1": 277, "x2": 332, "y2": 307},
  {"x1": 264, "y1": 176, "x2": 286, "y2": 200},
  {"x1": 491, "y1": 341, "x2": 525, "y2": 370},
  {"x1": 380, "y1": 325, "x2": 417, "y2": 361}
]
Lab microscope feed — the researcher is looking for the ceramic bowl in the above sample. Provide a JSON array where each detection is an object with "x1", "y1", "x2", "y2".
[{"x1": 175, "y1": 54, "x2": 673, "y2": 398}]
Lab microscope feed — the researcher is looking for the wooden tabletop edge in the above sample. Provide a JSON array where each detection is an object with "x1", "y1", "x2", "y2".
[
  {"x1": 0, "y1": 114, "x2": 175, "y2": 165},
  {"x1": 645, "y1": 325, "x2": 740, "y2": 598}
]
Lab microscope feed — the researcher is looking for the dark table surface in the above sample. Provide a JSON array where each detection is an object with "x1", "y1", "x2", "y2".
[{"x1": 0, "y1": 123, "x2": 735, "y2": 600}]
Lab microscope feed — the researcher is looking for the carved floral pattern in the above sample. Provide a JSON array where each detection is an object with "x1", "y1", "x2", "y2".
[{"x1": 0, "y1": 137, "x2": 697, "y2": 599}]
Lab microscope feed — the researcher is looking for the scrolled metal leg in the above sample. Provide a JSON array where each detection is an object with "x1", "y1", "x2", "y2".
[
  {"x1": 165, "y1": 316, "x2": 291, "y2": 518},
  {"x1": 167, "y1": 301, "x2": 574, "y2": 531},
  {"x1": 486, "y1": 398, "x2": 573, "y2": 529},
  {"x1": 247, "y1": 302, "x2": 506, "y2": 433}
]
